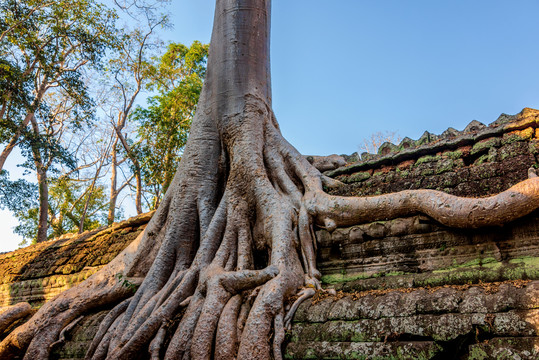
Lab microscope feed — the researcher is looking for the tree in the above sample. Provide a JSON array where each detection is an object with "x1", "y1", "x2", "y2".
[
  {"x1": 360, "y1": 130, "x2": 402, "y2": 154},
  {"x1": 3, "y1": 1, "x2": 539, "y2": 359},
  {"x1": 0, "y1": 0, "x2": 118, "y2": 242},
  {"x1": 103, "y1": 11, "x2": 168, "y2": 217},
  {"x1": 132, "y1": 41, "x2": 208, "y2": 209},
  {"x1": 0, "y1": 0, "x2": 118, "y2": 172},
  {"x1": 48, "y1": 177, "x2": 109, "y2": 237}
]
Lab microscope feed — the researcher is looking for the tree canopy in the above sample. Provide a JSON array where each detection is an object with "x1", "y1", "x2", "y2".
[{"x1": 0, "y1": 0, "x2": 207, "y2": 244}]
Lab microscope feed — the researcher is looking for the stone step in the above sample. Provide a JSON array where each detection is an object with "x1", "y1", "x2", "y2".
[{"x1": 285, "y1": 340, "x2": 441, "y2": 360}]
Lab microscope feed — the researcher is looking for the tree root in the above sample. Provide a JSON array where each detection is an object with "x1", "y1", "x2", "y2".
[
  {"x1": 0, "y1": 302, "x2": 33, "y2": 335},
  {"x1": 284, "y1": 288, "x2": 315, "y2": 330},
  {"x1": 50, "y1": 315, "x2": 84, "y2": 350}
]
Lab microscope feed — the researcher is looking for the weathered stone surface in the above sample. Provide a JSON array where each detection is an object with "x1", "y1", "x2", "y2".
[
  {"x1": 468, "y1": 337, "x2": 539, "y2": 360},
  {"x1": 286, "y1": 283, "x2": 539, "y2": 359},
  {"x1": 0, "y1": 212, "x2": 152, "y2": 307},
  {"x1": 285, "y1": 341, "x2": 442, "y2": 360}
]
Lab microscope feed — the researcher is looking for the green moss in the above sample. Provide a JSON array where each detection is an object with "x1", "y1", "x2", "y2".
[
  {"x1": 321, "y1": 271, "x2": 378, "y2": 284},
  {"x1": 470, "y1": 137, "x2": 500, "y2": 155},
  {"x1": 432, "y1": 257, "x2": 496, "y2": 272},
  {"x1": 473, "y1": 154, "x2": 490, "y2": 165},
  {"x1": 415, "y1": 155, "x2": 441, "y2": 166},
  {"x1": 528, "y1": 141, "x2": 539, "y2": 154},
  {"x1": 399, "y1": 170, "x2": 410, "y2": 177},
  {"x1": 349, "y1": 171, "x2": 371, "y2": 183},
  {"x1": 434, "y1": 160, "x2": 453, "y2": 174},
  {"x1": 445, "y1": 150, "x2": 463, "y2": 160},
  {"x1": 322, "y1": 269, "x2": 406, "y2": 284},
  {"x1": 468, "y1": 346, "x2": 489, "y2": 360},
  {"x1": 508, "y1": 256, "x2": 539, "y2": 266},
  {"x1": 502, "y1": 133, "x2": 523, "y2": 145}
]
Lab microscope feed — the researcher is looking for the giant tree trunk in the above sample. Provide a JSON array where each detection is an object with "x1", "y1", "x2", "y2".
[{"x1": 3, "y1": 1, "x2": 539, "y2": 359}]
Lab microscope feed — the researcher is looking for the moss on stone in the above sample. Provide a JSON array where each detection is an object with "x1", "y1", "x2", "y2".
[
  {"x1": 470, "y1": 137, "x2": 500, "y2": 156},
  {"x1": 474, "y1": 154, "x2": 490, "y2": 165},
  {"x1": 398, "y1": 170, "x2": 410, "y2": 177},
  {"x1": 321, "y1": 271, "x2": 378, "y2": 284},
  {"x1": 446, "y1": 150, "x2": 464, "y2": 160},
  {"x1": 349, "y1": 171, "x2": 371, "y2": 183},
  {"x1": 435, "y1": 160, "x2": 454, "y2": 174},
  {"x1": 502, "y1": 132, "x2": 524, "y2": 145},
  {"x1": 468, "y1": 346, "x2": 489, "y2": 360},
  {"x1": 415, "y1": 155, "x2": 441, "y2": 166}
]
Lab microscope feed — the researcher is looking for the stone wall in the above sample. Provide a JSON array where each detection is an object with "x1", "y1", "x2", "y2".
[
  {"x1": 287, "y1": 281, "x2": 539, "y2": 359},
  {"x1": 328, "y1": 107, "x2": 539, "y2": 199},
  {"x1": 1, "y1": 109, "x2": 539, "y2": 359},
  {"x1": 316, "y1": 107, "x2": 539, "y2": 282},
  {"x1": 0, "y1": 212, "x2": 152, "y2": 308}
]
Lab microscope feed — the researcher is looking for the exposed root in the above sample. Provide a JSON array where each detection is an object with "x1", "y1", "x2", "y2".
[
  {"x1": 306, "y1": 174, "x2": 539, "y2": 230},
  {"x1": 148, "y1": 323, "x2": 167, "y2": 360},
  {"x1": 0, "y1": 302, "x2": 33, "y2": 335},
  {"x1": 273, "y1": 307, "x2": 285, "y2": 360},
  {"x1": 50, "y1": 315, "x2": 84, "y2": 350},
  {"x1": 284, "y1": 288, "x2": 316, "y2": 330},
  {"x1": 4, "y1": 102, "x2": 539, "y2": 360},
  {"x1": 85, "y1": 298, "x2": 131, "y2": 359}
]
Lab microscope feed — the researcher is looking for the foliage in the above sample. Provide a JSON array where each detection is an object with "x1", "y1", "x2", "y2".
[
  {"x1": 0, "y1": 0, "x2": 118, "y2": 134},
  {"x1": 0, "y1": 0, "x2": 119, "y2": 171},
  {"x1": 0, "y1": 0, "x2": 208, "y2": 244},
  {"x1": 47, "y1": 177, "x2": 109, "y2": 238},
  {"x1": 0, "y1": 59, "x2": 33, "y2": 140},
  {"x1": 1, "y1": 0, "x2": 119, "y2": 242},
  {"x1": 132, "y1": 41, "x2": 208, "y2": 208},
  {"x1": 7, "y1": 176, "x2": 110, "y2": 245}
]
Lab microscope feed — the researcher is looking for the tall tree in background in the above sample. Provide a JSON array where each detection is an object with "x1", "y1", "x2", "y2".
[
  {"x1": 132, "y1": 41, "x2": 208, "y2": 209},
  {"x1": 0, "y1": 0, "x2": 118, "y2": 242},
  {"x1": 104, "y1": 8, "x2": 168, "y2": 217},
  {"x1": 0, "y1": 0, "x2": 117, "y2": 171},
  {"x1": 4, "y1": 1, "x2": 539, "y2": 359}
]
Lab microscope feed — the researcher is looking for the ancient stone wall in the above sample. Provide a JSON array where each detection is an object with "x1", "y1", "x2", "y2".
[
  {"x1": 328, "y1": 107, "x2": 539, "y2": 199},
  {"x1": 286, "y1": 281, "x2": 539, "y2": 359},
  {"x1": 0, "y1": 212, "x2": 152, "y2": 308},
  {"x1": 316, "y1": 108, "x2": 539, "y2": 282}
]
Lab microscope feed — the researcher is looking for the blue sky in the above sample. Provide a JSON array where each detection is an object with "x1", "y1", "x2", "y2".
[
  {"x1": 2, "y1": 1, "x2": 539, "y2": 252},
  {"x1": 169, "y1": 0, "x2": 539, "y2": 156}
]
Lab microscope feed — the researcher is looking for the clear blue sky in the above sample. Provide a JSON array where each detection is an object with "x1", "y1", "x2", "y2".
[
  {"x1": 170, "y1": 0, "x2": 539, "y2": 156},
  {"x1": 2, "y1": 1, "x2": 539, "y2": 252}
]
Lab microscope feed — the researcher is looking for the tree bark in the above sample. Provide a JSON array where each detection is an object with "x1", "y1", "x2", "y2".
[
  {"x1": 107, "y1": 139, "x2": 119, "y2": 225},
  {"x1": 0, "y1": 81, "x2": 47, "y2": 172},
  {"x1": 35, "y1": 168, "x2": 49, "y2": 243}
]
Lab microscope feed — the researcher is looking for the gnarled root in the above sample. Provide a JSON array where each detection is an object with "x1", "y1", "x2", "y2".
[
  {"x1": 305, "y1": 166, "x2": 539, "y2": 231},
  {"x1": 0, "y1": 302, "x2": 33, "y2": 335}
]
